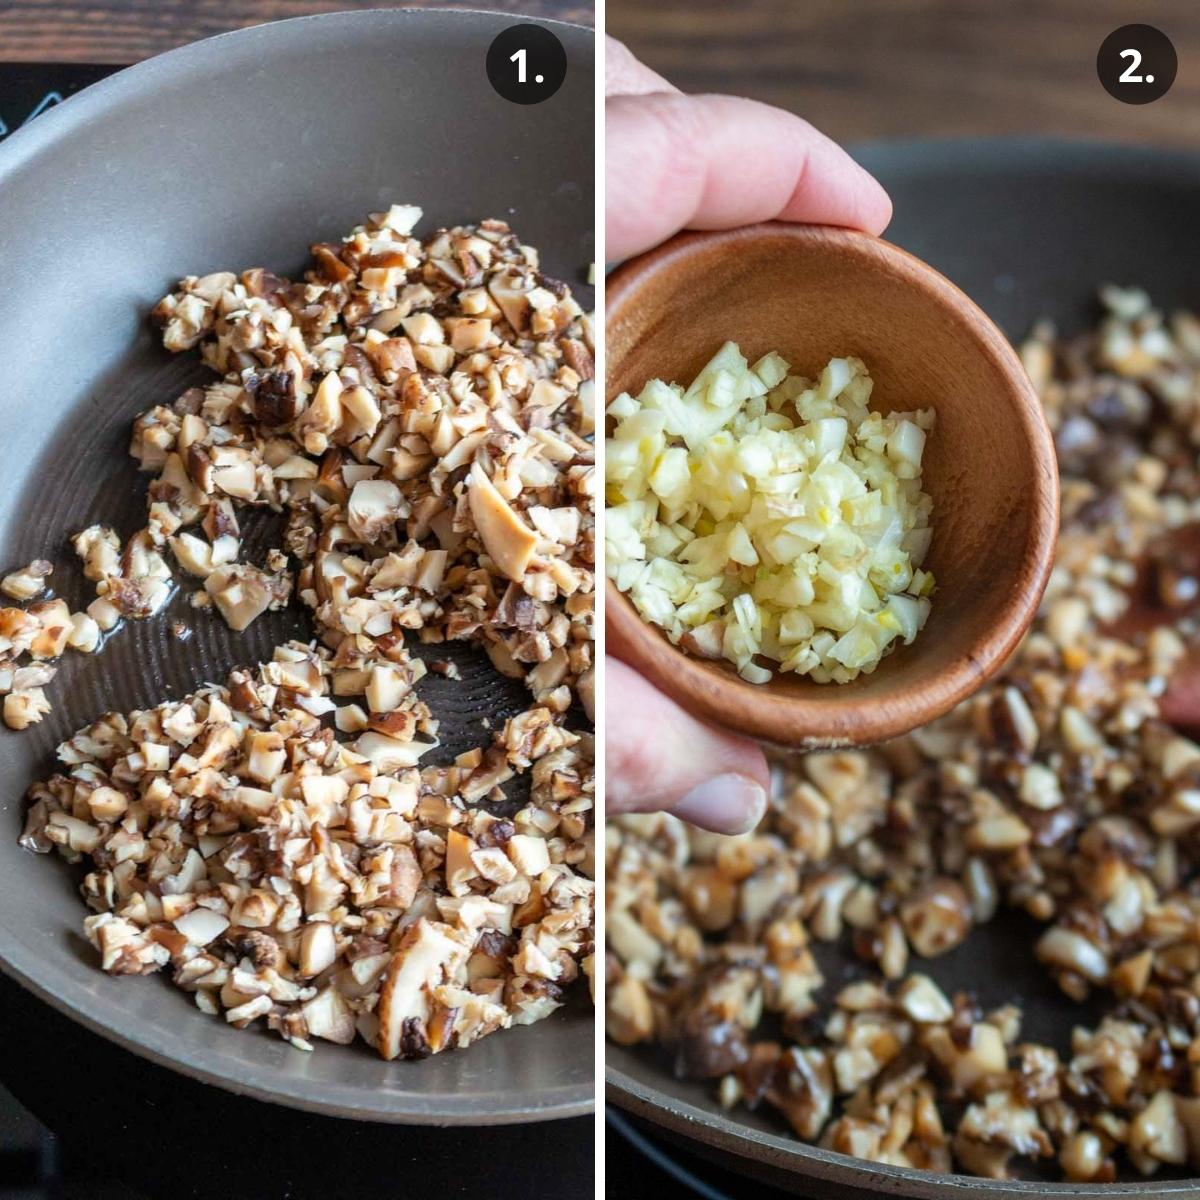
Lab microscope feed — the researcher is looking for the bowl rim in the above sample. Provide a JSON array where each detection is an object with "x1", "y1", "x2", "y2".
[
  {"x1": 604, "y1": 221, "x2": 1060, "y2": 749},
  {"x1": 0, "y1": 5, "x2": 595, "y2": 1126}
]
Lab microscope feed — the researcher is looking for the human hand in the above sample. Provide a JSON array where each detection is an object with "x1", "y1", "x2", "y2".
[
  {"x1": 605, "y1": 37, "x2": 892, "y2": 262},
  {"x1": 604, "y1": 40, "x2": 893, "y2": 833},
  {"x1": 606, "y1": 659, "x2": 770, "y2": 834}
]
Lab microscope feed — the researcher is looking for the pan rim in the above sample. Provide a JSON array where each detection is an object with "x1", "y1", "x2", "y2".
[
  {"x1": 847, "y1": 133, "x2": 1200, "y2": 187},
  {"x1": 0, "y1": 5, "x2": 594, "y2": 1126},
  {"x1": 0, "y1": 6, "x2": 590, "y2": 174},
  {"x1": 606, "y1": 132, "x2": 1200, "y2": 1191},
  {"x1": 607, "y1": 1066, "x2": 1200, "y2": 1196}
]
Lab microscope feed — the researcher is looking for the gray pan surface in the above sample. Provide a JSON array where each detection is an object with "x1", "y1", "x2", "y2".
[
  {"x1": 606, "y1": 138, "x2": 1200, "y2": 1194},
  {"x1": 0, "y1": 7, "x2": 594, "y2": 1123}
]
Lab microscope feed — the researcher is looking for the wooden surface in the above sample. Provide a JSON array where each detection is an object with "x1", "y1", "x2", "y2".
[
  {"x1": 0, "y1": 0, "x2": 591, "y2": 63},
  {"x1": 609, "y1": 0, "x2": 1200, "y2": 148}
]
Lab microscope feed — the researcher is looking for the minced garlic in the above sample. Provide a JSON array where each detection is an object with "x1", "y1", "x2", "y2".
[{"x1": 605, "y1": 343, "x2": 935, "y2": 683}]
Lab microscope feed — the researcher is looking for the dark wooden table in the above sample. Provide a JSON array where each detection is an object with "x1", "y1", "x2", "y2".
[
  {"x1": 609, "y1": 0, "x2": 1200, "y2": 149},
  {"x1": 0, "y1": 0, "x2": 591, "y2": 63}
]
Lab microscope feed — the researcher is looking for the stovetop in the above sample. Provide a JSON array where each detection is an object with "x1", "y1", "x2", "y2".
[
  {"x1": 0, "y1": 59, "x2": 591, "y2": 1200},
  {"x1": 0, "y1": 969, "x2": 593, "y2": 1200},
  {"x1": 607, "y1": 1108, "x2": 816, "y2": 1199},
  {"x1": 0, "y1": 62, "x2": 117, "y2": 143}
]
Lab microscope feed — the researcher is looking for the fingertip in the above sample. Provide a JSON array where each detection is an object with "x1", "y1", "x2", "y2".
[
  {"x1": 605, "y1": 659, "x2": 771, "y2": 826},
  {"x1": 857, "y1": 169, "x2": 893, "y2": 237},
  {"x1": 668, "y1": 773, "x2": 768, "y2": 835}
]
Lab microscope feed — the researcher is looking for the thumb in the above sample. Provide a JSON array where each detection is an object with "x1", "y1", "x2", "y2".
[{"x1": 606, "y1": 658, "x2": 770, "y2": 834}]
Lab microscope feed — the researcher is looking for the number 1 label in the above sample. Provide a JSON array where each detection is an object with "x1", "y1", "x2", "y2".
[{"x1": 486, "y1": 23, "x2": 567, "y2": 105}]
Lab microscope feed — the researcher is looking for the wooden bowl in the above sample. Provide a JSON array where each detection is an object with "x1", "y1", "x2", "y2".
[{"x1": 606, "y1": 223, "x2": 1059, "y2": 748}]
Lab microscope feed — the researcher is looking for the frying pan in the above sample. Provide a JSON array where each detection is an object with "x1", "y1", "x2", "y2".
[
  {"x1": 0, "y1": 7, "x2": 594, "y2": 1123},
  {"x1": 606, "y1": 138, "x2": 1200, "y2": 1194}
]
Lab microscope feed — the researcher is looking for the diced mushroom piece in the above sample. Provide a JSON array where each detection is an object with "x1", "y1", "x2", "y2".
[
  {"x1": 365, "y1": 663, "x2": 410, "y2": 713},
  {"x1": 487, "y1": 268, "x2": 533, "y2": 333},
  {"x1": 900, "y1": 878, "x2": 971, "y2": 957},
  {"x1": 376, "y1": 919, "x2": 470, "y2": 1060},
  {"x1": 298, "y1": 922, "x2": 338, "y2": 978},
  {"x1": 87, "y1": 785, "x2": 128, "y2": 821},
  {"x1": 249, "y1": 368, "x2": 303, "y2": 427},
  {"x1": 445, "y1": 830, "x2": 479, "y2": 895},
  {"x1": 468, "y1": 462, "x2": 538, "y2": 583},
  {"x1": 209, "y1": 446, "x2": 259, "y2": 499},
  {"x1": 447, "y1": 317, "x2": 492, "y2": 353},
  {"x1": 11, "y1": 664, "x2": 55, "y2": 695},
  {"x1": 245, "y1": 731, "x2": 287, "y2": 783},
  {"x1": 576, "y1": 667, "x2": 595, "y2": 722},
  {"x1": 1174, "y1": 1095, "x2": 1200, "y2": 1169},
  {"x1": 301, "y1": 985, "x2": 357, "y2": 1045},
  {"x1": 73, "y1": 526, "x2": 121, "y2": 582},
  {"x1": 1, "y1": 559, "x2": 52, "y2": 601},
  {"x1": 87, "y1": 596, "x2": 121, "y2": 631},
  {"x1": 507, "y1": 833, "x2": 551, "y2": 878},
  {"x1": 1035, "y1": 926, "x2": 1109, "y2": 985},
  {"x1": 4, "y1": 687, "x2": 50, "y2": 730},
  {"x1": 926, "y1": 1021, "x2": 1008, "y2": 1093},
  {"x1": 28, "y1": 599, "x2": 72, "y2": 659},
  {"x1": 607, "y1": 974, "x2": 654, "y2": 1045},
  {"x1": 429, "y1": 983, "x2": 509, "y2": 1050},
  {"x1": 67, "y1": 611, "x2": 101, "y2": 652},
  {"x1": 377, "y1": 203, "x2": 422, "y2": 235},
  {"x1": 341, "y1": 385, "x2": 382, "y2": 438},
  {"x1": 400, "y1": 313, "x2": 444, "y2": 346},
  {"x1": 300, "y1": 774, "x2": 348, "y2": 817},
  {"x1": 205, "y1": 565, "x2": 272, "y2": 632},
  {"x1": 225, "y1": 994, "x2": 273, "y2": 1027},
  {"x1": 896, "y1": 974, "x2": 954, "y2": 1023},
  {"x1": 1129, "y1": 1090, "x2": 1187, "y2": 1166},
  {"x1": 353, "y1": 732, "x2": 435, "y2": 772},
  {"x1": 161, "y1": 848, "x2": 207, "y2": 894},
  {"x1": 170, "y1": 532, "x2": 220, "y2": 578},
  {"x1": 298, "y1": 371, "x2": 344, "y2": 454},
  {"x1": 173, "y1": 907, "x2": 230, "y2": 946},
  {"x1": 46, "y1": 811, "x2": 102, "y2": 854},
  {"x1": 347, "y1": 479, "x2": 403, "y2": 541}
]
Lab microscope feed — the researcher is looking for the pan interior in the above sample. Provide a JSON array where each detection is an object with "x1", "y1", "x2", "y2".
[
  {"x1": 0, "y1": 8, "x2": 594, "y2": 1123},
  {"x1": 607, "y1": 139, "x2": 1200, "y2": 1193}
]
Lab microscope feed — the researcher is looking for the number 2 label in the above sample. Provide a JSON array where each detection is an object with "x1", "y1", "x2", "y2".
[{"x1": 1118, "y1": 47, "x2": 1144, "y2": 82}]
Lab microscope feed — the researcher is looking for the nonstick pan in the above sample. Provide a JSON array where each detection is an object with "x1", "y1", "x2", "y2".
[
  {"x1": 605, "y1": 138, "x2": 1200, "y2": 1195},
  {"x1": 0, "y1": 7, "x2": 594, "y2": 1123}
]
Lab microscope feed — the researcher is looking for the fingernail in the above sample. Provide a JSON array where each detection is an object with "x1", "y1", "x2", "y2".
[{"x1": 670, "y1": 774, "x2": 766, "y2": 834}]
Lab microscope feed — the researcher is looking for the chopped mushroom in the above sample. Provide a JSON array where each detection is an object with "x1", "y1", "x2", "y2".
[
  {"x1": 468, "y1": 462, "x2": 539, "y2": 583},
  {"x1": 0, "y1": 559, "x2": 52, "y2": 601},
  {"x1": 607, "y1": 286, "x2": 1200, "y2": 1180},
  {"x1": 4, "y1": 688, "x2": 50, "y2": 730},
  {"x1": 17, "y1": 206, "x2": 594, "y2": 1072},
  {"x1": 347, "y1": 479, "x2": 404, "y2": 541}
]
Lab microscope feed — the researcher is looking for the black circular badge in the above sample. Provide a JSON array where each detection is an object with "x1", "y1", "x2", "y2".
[
  {"x1": 1097, "y1": 24, "x2": 1177, "y2": 104},
  {"x1": 486, "y1": 23, "x2": 567, "y2": 105}
]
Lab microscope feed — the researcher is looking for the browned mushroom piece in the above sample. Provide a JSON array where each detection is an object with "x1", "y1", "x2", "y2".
[{"x1": 376, "y1": 919, "x2": 471, "y2": 1060}]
